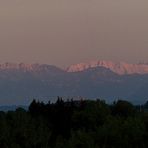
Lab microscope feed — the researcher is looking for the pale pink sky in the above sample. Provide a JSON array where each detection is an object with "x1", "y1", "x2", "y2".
[{"x1": 0, "y1": 0, "x2": 148, "y2": 67}]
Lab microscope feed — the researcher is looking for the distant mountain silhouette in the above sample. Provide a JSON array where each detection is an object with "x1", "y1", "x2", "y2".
[{"x1": 0, "y1": 62, "x2": 147, "y2": 105}]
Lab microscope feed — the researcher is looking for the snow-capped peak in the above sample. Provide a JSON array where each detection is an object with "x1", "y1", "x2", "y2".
[{"x1": 67, "y1": 60, "x2": 148, "y2": 75}]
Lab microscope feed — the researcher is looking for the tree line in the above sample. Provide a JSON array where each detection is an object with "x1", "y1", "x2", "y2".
[{"x1": 0, "y1": 97, "x2": 148, "y2": 148}]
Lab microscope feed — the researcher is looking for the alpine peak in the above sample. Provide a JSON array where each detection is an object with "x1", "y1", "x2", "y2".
[{"x1": 67, "y1": 60, "x2": 148, "y2": 75}]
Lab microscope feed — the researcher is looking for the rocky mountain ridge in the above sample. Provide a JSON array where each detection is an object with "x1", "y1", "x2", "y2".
[
  {"x1": 1, "y1": 61, "x2": 148, "y2": 75},
  {"x1": 67, "y1": 60, "x2": 148, "y2": 75}
]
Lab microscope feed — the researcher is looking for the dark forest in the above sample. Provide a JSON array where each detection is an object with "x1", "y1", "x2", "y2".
[{"x1": 0, "y1": 97, "x2": 148, "y2": 148}]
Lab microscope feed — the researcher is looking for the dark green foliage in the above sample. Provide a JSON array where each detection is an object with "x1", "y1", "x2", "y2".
[
  {"x1": 0, "y1": 98, "x2": 148, "y2": 147},
  {"x1": 112, "y1": 100, "x2": 135, "y2": 117}
]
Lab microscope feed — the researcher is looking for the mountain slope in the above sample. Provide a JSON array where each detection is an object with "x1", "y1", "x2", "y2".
[
  {"x1": 0, "y1": 62, "x2": 147, "y2": 105},
  {"x1": 67, "y1": 60, "x2": 148, "y2": 75}
]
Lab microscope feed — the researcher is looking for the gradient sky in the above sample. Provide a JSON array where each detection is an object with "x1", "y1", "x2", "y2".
[{"x1": 0, "y1": 0, "x2": 148, "y2": 67}]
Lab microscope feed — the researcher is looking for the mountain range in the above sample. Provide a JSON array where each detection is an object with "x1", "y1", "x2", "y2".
[
  {"x1": 0, "y1": 61, "x2": 148, "y2": 105},
  {"x1": 67, "y1": 60, "x2": 148, "y2": 75}
]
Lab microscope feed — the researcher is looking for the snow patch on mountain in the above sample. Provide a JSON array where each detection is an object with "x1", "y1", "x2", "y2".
[{"x1": 67, "y1": 60, "x2": 148, "y2": 75}]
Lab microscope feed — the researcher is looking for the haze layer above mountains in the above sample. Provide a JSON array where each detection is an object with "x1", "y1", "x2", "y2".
[{"x1": 0, "y1": 60, "x2": 148, "y2": 105}]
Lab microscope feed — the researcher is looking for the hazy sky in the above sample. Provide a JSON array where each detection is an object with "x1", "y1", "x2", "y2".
[{"x1": 0, "y1": 0, "x2": 148, "y2": 67}]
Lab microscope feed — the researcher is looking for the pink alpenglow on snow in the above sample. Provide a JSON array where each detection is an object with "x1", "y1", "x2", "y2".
[{"x1": 67, "y1": 61, "x2": 148, "y2": 75}]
